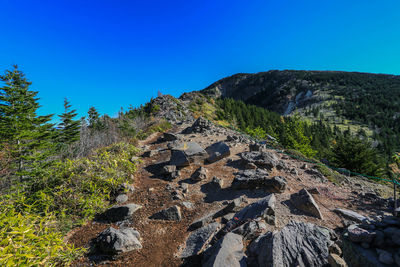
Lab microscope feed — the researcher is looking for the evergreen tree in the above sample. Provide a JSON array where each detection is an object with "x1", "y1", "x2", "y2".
[
  {"x1": 0, "y1": 65, "x2": 54, "y2": 181},
  {"x1": 87, "y1": 106, "x2": 103, "y2": 130},
  {"x1": 57, "y1": 98, "x2": 80, "y2": 144}
]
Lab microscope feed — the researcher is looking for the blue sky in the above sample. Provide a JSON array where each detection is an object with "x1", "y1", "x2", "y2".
[{"x1": 1, "y1": 0, "x2": 400, "y2": 119}]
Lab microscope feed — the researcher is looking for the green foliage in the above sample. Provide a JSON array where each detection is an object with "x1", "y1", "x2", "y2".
[
  {"x1": 87, "y1": 106, "x2": 104, "y2": 130},
  {"x1": 24, "y1": 142, "x2": 140, "y2": 224},
  {"x1": 315, "y1": 164, "x2": 345, "y2": 185},
  {"x1": 245, "y1": 126, "x2": 267, "y2": 140},
  {"x1": 330, "y1": 135, "x2": 384, "y2": 176},
  {"x1": 0, "y1": 65, "x2": 55, "y2": 182},
  {"x1": 57, "y1": 98, "x2": 80, "y2": 145},
  {"x1": 0, "y1": 198, "x2": 84, "y2": 266}
]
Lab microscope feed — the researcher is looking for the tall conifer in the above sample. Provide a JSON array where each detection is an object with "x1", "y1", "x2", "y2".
[{"x1": 58, "y1": 98, "x2": 80, "y2": 144}]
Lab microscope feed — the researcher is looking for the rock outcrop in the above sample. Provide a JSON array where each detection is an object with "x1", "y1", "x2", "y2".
[{"x1": 290, "y1": 189, "x2": 323, "y2": 219}]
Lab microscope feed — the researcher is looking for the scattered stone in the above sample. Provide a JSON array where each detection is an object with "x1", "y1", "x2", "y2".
[
  {"x1": 119, "y1": 183, "x2": 135, "y2": 193},
  {"x1": 182, "y1": 117, "x2": 215, "y2": 134},
  {"x1": 100, "y1": 203, "x2": 142, "y2": 222},
  {"x1": 182, "y1": 201, "x2": 194, "y2": 210},
  {"x1": 249, "y1": 143, "x2": 263, "y2": 152},
  {"x1": 209, "y1": 176, "x2": 223, "y2": 190},
  {"x1": 232, "y1": 194, "x2": 276, "y2": 225},
  {"x1": 248, "y1": 221, "x2": 333, "y2": 267},
  {"x1": 170, "y1": 142, "x2": 208, "y2": 167},
  {"x1": 205, "y1": 142, "x2": 231, "y2": 163},
  {"x1": 328, "y1": 253, "x2": 347, "y2": 267},
  {"x1": 290, "y1": 168, "x2": 298, "y2": 176},
  {"x1": 290, "y1": 189, "x2": 323, "y2": 219},
  {"x1": 202, "y1": 233, "x2": 246, "y2": 267},
  {"x1": 305, "y1": 168, "x2": 327, "y2": 183},
  {"x1": 115, "y1": 194, "x2": 128, "y2": 204},
  {"x1": 189, "y1": 213, "x2": 214, "y2": 231},
  {"x1": 232, "y1": 220, "x2": 267, "y2": 240},
  {"x1": 192, "y1": 167, "x2": 207, "y2": 181},
  {"x1": 162, "y1": 165, "x2": 176, "y2": 175},
  {"x1": 239, "y1": 151, "x2": 279, "y2": 170},
  {"x1": 150, "y1": 205, "x2": 182, "y2": 221},
  {"x1": 231, "y1": 170, "x2": 287, "y2": 193},
  {"x1": 143, "y1": 150, "x2": 158, "y2": 157},
  {"x1": 95, "y1": 227, "x2": 142, "y2": 255},
  {"x1": 163, "y1": 132, "x2": 179, "y2": 141},
  {"x1": 308, "y1": 187, "x2": 321, "y2": 195},
  {"x1": 334, "y1": 208, "x2": 368, "y2": 223},
  {"x1": 221, "y1": 213, "x2": 235, "y2": 224},
  {"x1": 180, "y1": 222, "x2": 221, "y2": 258}
]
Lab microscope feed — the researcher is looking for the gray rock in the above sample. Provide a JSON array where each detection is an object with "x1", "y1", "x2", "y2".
[
  {"x1": 210, "y1": 176, "x2": 223, "y2": 190},
  {"x1": 248, "y1": 221, "x2": 333, "y2": 267},
  {"x1": 101, "y1": 203, "x2": 142, "y2": 222},
  {"x1": 190, "y1": 213, "x2": 214, "y2": 231},
  {"x1": 308, "y1": 187, "x2": 321, "y2": 195},
  {"x1": 290, "y1": 168, "x2": 298, "y2": 176},
  {"x1": 183, "y1": 117, "x2": 215, "y2": 134},
  {"x1": 192, "y1": 167, "x2": 208, "y2": 181},
  {"x1": 290, "y1": 189, "x2": 323, "y2": 219},
  {"x1": 163, "y1": 132, "x2": 179, "y2": 141},
  {"x1": 115, "y1": 194, "x2": 128, "y2": 204},
  {"x1": 376, "y1": 249, "x2": 394, "y2": 265},
  {"x1": 334, "y1": 208, "x2": 368, "y2": 223},
  {"x1": 180, "y1": 222, "x2": 221, "y2": 258},
  {"x1": 182, "y1": 201, "x2": 194, "y2": 209},
  {"x1": 245, "y1": 162, "x2": 257, "y2": 170},
  {"x1": 249, "y1": 143, "x2": 263, "y2": 152},
  {"x1": 162, "y1": 165, "x2": 176, "y2": 175},
  {"x1": 202, "y1": 232, "x2": 246, "y2": 267},
  {"x1": 231, "y1": 170, "x2": 287, "y2": 193},
  {"x1": 239, "y1": 151, "x2": 279, "y2": 170},
  {"x1": 170, "y1": 142, "x2": 208, "y2": 167},
  {"x1": 347, "y1": 226, "x2": 374, "y2": 243},
  {"x1": 95, "y1": 227, "x2": 142, "y2": 255},
  {"x1": 150, "y1": 205, "x2": 182, "y2": 221},
  {"x1": 232, "y1": 220, "x2": 267, "y2": 240},
  {"x1": 305, "y1": 168, "x2": 328, "y2": 183},
  {"x1": 232, "y1": 194, "x2": 276, "y2": 224},
  {"x1": 143, "y1": 150, "x2": 158, "y2": 157},
  {"x1": 206, "y1": 142, "x2": 231, "y2": 163}
]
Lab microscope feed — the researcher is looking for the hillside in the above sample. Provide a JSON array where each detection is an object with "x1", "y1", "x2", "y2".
[{"x1": 202, "y1": 70, "x2": 400, "y2": 156}]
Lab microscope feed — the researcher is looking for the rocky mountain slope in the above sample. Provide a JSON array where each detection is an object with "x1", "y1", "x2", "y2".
[{"x1": 67, "y1": 97, "x2": 400, "y2": 266}]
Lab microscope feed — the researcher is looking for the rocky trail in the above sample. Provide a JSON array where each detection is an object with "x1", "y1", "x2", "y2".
[{"x1": 69, "y1": 117, "x2": 400, "y2": 267}]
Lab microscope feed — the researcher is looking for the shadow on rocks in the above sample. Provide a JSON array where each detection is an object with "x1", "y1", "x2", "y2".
[{"x1": 200, "y1": 184, "x2": 269, "y2": 203}]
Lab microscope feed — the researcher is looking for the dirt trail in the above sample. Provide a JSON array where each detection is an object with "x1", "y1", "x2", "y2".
[{"x1": 70, "y1": 124, "x2": 392, "y2": 266}]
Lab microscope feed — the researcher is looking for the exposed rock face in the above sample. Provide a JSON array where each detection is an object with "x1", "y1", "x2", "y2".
[
  {"x1": 95, "y1": 227, "x2": 142, "y2": 255},
  {"x1": 290, "y1": 189, "x2": 323, "y2": 219},
  {"x1": 100, "y1": 203, "x2": 142, "y2": 222},
  {"x1": 232, "y1": 219, "x2": 267, "y2": 240},
  {"x1": 182, "y1": 117, "x2": 215, "y2": 134},
  {"x1": 205, "y1": 142, "x2": 231, "y2": 163},
  {"x1": 248, "y1": 221, "x2": 333, "y2": 267},
  {"x1": 231, "y1": 170, "x2": 287, "y2": 193},
  {"x1": 151, "y1": 95, "x2": 191, "y2": 122},
  {"x1": 150, "y1": 205, "x2": 182, "y2": 221},
  {"x1": 180, "y1": 222, "x2": 221, "y2": 258},
  {"x1": 170, "y1": 142, "x2": 208, "y2": 167},
  {"x1": 239, "y1": 151, "x2": 279, "y2": 170},
  {"x1": 202, "y1": 232, "x2": 246, "y2": 267}
]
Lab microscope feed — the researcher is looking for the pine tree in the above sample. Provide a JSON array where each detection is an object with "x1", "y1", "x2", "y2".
[
  {"x1": 0, "y1": 65, "x2": 54, "y2": 181},
  {"x1": 57, "y1": 98, "x2": 80, "y2": 144},
  {"x1": 87, "y1": 106, "x2": 103, "y2": 130}
]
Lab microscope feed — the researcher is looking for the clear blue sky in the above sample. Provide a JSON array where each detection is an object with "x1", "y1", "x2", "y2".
[{"x1": 1, "y1": 0, "x2": 400, "y2": 119}]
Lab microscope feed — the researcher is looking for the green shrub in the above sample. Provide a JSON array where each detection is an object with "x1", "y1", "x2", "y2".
[
  {"x1": 0, "y1": 199, "x2": 84, "y2": 266},
  {"x1": 24, "y1": 142, "x2": 140, "y2": 226}
]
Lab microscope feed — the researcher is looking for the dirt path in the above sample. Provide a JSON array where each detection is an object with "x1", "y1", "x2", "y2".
[{"x1": 69, "y1": 125, "x2": 393, "y2": 266}]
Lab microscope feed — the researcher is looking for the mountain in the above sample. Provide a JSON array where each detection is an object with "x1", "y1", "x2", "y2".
[{"x1": 201, "y1": 70, "x2": 400, "y2": 156}]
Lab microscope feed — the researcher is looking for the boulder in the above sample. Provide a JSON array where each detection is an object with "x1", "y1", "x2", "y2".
[
  {"x1": 334, "y1": 208, "x2": 368, "y2": 223},
  {"x1": 248, "y1": 221, "x2": 333, "y2": 267},
  {"x1": 182, "y1": 117, "x2": 215, "y2": 134},
  {"x1": 170, "y1": 142, "x2": 208, "y2": 167},
  {"x1": 347, "y1": 225, "x2": 374, "y2": 243},
  {"x1": 206, "y1": 142, "x2": 231, "y2": 163},
  {"x1": 232, "y1": 220, "x2": 267, "y2": 240},
  {"x1": 162, "y1": 165, "x2": 176, "y2": 175},
  {"x1": 290, "y1": 189, "x2": 323, "y2": 219},
  {"x1": 231, "y1": 170, "x2": 287, "y2": 193},
  {"x1": 150, "y1": 205, "x2": 182, "y2": 221},
  {"x1": 180, "y1": 222, "x2": 221, "y2": 258},
  {"x1": 202, "y1": 232, "x2": 246, "y2": 267},
  {"x1": 239, "y1": 151, "x2": 279, "y2": 170},
  {"x1": 305, "y1": 168, "x2": 328, "y2": 183},
  {"x1": 100, "y1": 203, "x2": 142, "y2": 222},
  {"x1": 209, "y1": 176, "x2": 223, "y2": 190},
  {"x1": 163, "y1": 132, "x2": 179, "y2": 141},
  {"x1": 192, "y1": 167, "x2": 207, "y2": 181},
  {"x1": 95, "y1": 227, "x2": 142, "y2": 255},
  {"x1": 231, "y1": 194, "x2": 276, "y2": 225}
]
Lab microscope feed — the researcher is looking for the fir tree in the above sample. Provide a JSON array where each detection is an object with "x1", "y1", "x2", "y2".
[
  {"x1": 87, "y1": 106, "x2": 103, "y2": 130},
  {"x1": 57, "y1": 98, "x2": 80, "y2": 144},
  {"x1": 0, "y1": 65, "x2": 54, "y2": 181}
]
